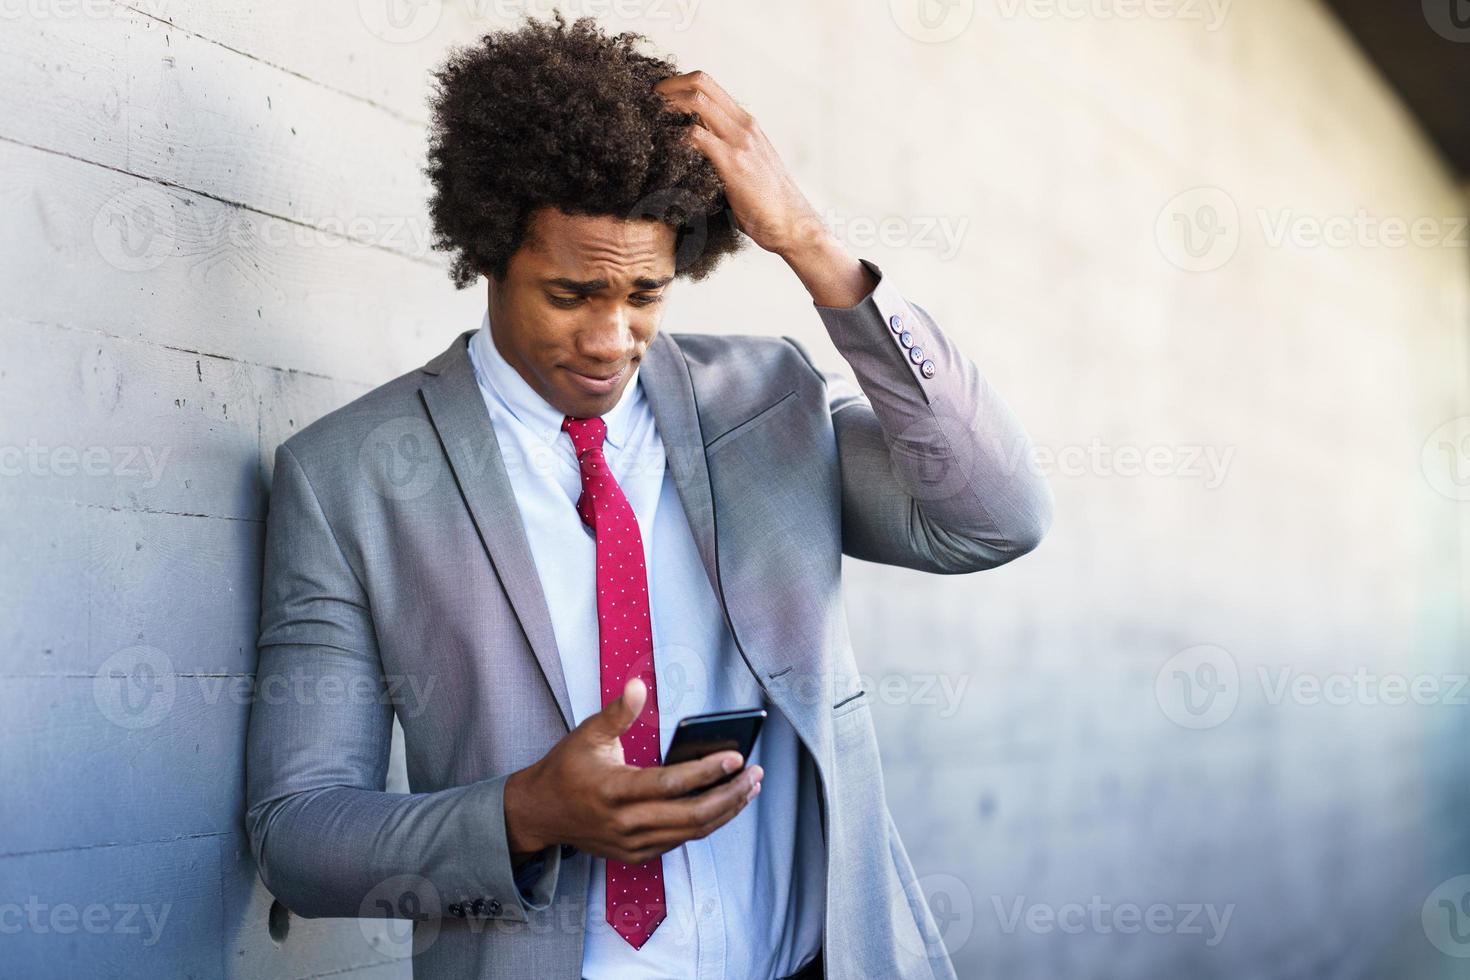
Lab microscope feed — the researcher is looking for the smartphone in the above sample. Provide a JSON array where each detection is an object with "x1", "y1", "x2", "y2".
[{"x1": 663, "y1": 707, "x2": 767, "y2": 798}]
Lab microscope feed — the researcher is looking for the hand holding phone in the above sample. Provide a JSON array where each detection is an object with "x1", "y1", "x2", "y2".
[
  {"x1": 503, "y1": 681, "x2": 764, "y2": 867},
  {"x1": 663, "y1": 707, "x2": 767, "y2": 798}
]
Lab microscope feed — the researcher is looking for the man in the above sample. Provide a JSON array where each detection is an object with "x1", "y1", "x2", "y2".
[{"x1": 245, "y1": 13, "x2": 1051, "y2": 980}]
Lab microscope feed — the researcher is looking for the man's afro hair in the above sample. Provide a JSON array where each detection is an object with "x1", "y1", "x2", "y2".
[{"x1": 424, "y1": 12, "x2": 746, "y2": 288}]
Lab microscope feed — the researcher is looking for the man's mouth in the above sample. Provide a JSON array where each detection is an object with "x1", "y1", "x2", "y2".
[{"x1": 562, "y1": 364, "x2": 627, "y2": 395}]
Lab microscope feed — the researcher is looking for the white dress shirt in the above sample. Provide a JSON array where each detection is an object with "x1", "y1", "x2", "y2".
[{"x1": 468, "y1": 311, "x2": 826, "y2": 980}]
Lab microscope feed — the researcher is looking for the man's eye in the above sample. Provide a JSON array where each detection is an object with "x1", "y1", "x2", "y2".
[
  {"x1": 631, "y1": 294, "x2": 663, "y2": 306},
  {"x1": 549, "y1": 295, "x2": 584, "y2": 308}
]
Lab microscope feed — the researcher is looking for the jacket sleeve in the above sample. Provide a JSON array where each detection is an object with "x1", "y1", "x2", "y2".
[
  {"x1": 244, "y1": 442, "x2": 563, "y2": 923},
  {"x1": 785, "y1": 257, "x2": 1053, "y2": 574}
]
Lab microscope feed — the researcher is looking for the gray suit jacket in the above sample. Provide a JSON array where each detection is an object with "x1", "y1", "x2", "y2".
[{"x1": 245, "y1": 258, "x2": 1053, "y2": 979}]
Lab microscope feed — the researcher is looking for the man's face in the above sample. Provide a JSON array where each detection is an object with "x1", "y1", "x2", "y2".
[{"x1": 487, "y1": 207, "x2": 678, "y2": 419}]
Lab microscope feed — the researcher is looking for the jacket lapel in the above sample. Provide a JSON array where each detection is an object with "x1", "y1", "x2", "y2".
[
  {"x1": 639, "y1": 331, "x2": 721, "y2": 598},
  {"x1": 419, "y1": 331, "x2": 575, "y2": 732}
]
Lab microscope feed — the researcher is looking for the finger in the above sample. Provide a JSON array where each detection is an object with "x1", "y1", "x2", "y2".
[
  {"x1": 619, "y1": 768, "x2": 762, "y2": 849},
  {"x1": 654, "y1": 73, "x2": 746, "y2": 143},
  {"x1": 620, "y1": 749, "x2": 747, "y2": 802},
  {"x1": 678, "y1": 122, "x2": 732, "y2": 175},
  {"x1": 589, "y1": 676, "x2": 645, "y2": 743},
  {"x1": 626, "y1": 764, "x2": 762, "y2": 834},
  {"x1": 663, "y1": 90, "x2": 743, "y2": 144},
  {"x1": 618, "y1": 778, "x2": 761, "y2": 862},
  {"x1": 655, "y1": 70, "x2": 748, "y2": 124}
]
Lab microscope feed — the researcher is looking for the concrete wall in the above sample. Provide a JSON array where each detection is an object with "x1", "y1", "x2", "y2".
[{"x1": 1, "y1": 1, "x2": 1465, "y2": 977}]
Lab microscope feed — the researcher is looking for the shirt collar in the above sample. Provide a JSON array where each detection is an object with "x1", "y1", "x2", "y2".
[{"x1": 468, "y1": 308, "x2": 643, "y2": 449}]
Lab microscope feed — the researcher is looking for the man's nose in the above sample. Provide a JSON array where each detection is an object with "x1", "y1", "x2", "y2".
[{"x1": 577, "y1": 314, "x2": 636, "y2": 363}]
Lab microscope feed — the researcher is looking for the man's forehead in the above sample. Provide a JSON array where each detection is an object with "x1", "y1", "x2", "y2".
[{"x1": 524, "y1": 208, "x2": 676, "y2": 274}]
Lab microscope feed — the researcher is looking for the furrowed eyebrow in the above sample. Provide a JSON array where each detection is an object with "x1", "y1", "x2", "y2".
[
  {"x1": 543, "y1": 275, "x2": 673, "y2": 294},
  {"x1": 544, "y1": 277, "x2": 607, "y2": 295}
]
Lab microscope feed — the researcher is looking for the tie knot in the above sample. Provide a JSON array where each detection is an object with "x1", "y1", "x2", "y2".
[{"x1": 562, "y1": 415, "x2": 607, "y2": 457}]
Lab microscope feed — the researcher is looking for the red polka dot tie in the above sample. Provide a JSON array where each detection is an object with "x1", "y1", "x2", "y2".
[{"x1": 562, "y1": 414, "x2": 666, "y2": 949}]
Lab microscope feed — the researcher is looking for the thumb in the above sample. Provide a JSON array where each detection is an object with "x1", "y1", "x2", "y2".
[{"x1": 591, "y1": 676, "x2": 646, "y2": 742}]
